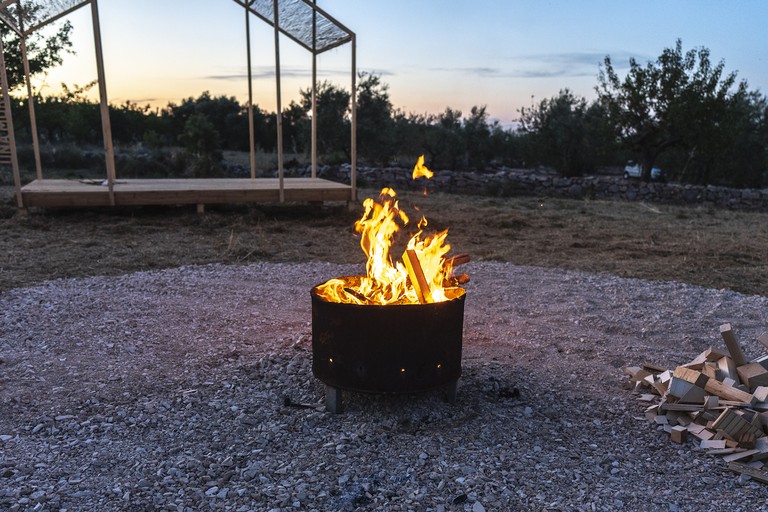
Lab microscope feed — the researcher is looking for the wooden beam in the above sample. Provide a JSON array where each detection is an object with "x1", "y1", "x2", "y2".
[
  {"x1": 17, "y1": 4, "x2": 42, "y2": 181},
  {"x1": 245, "y1": 2, "x2": 256, "y2": 180},
  {"x1": 311, "y1": 0, "x2": 317, "y2": 179},
  {"x1": 273, "y1": 0, "x2": 284, "y2": 203},
  {"x1": 91, "y1": 0, "x2": 116, "y2": 206},
  {"x1": 0, "y1": 34, "x2": 23, "y2": 208},
  {"x1": 350, "y1": 34, "x2": 357, "y2": 202}
]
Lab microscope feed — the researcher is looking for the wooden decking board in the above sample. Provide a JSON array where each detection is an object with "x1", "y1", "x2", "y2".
[{"x1": 20, "y1": 178, "x2": 353, "y2": 208}]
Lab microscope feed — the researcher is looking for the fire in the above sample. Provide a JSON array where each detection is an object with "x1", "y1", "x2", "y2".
[
  {"x1": 316, "y1": 156, "x2": 463, "y2": 305},
  {"x1": 412, "y1": 155, "x2": 434, "y2": 180}
]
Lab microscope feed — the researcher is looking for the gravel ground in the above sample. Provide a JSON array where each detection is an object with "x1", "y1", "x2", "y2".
[{"x1": 1, "y1": 261, "x2": 768, "y2": 512}]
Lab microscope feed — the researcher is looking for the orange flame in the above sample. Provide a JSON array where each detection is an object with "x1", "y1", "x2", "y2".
[
  {"x1": 412, "y1": 155, "x2": 434, "y2": 180},
  {"x1": 315, "y1": 158, "x2": 461, "y2": 305}
]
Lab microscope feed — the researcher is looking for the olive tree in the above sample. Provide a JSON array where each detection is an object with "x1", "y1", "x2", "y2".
[
  {"x1": 597, "y1": 39, "x2": 746, "y2": 182},
  {"x1": 1, "y1": 2, "x2": 74, "y2": 91}
]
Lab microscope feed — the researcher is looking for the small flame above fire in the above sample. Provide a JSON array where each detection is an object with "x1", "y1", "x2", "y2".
[
  {"x1": 412, "y1": 155, "x2": 434, "y2": 180},
  {"x1": 316, "y1": 156, "x2": 464, "y2": 306}
]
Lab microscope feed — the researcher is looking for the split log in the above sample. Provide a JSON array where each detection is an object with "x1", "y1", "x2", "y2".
[
  {"x1": 717, "y1": 356, "x2": 740, "y2": 385},
  {"x1": 712, "y1": 408, "x2": 764, "y2": 442},
  {"x1": 738, "y1": 363, "x2": 768, "y2": 391},
  {"x1": 403, "y1": 249, "x2": 433, "y2": 304},
  {"x1": 690, "y1": 348, "x2": 729, "y2": 366},
  {"x1": 445, "y1": 254, "x2": 471, "y2": 267},
  {"x1": 721, "y1": 323, "x2": 748, "y2": 367},
  {"x1": 758, "y1": 332, "x2": 768, "y2": 351},
  {"x1": 443, "y1": 273, "x2": 470, "y2": 287},
  {"x1": 343, "y1": 287, "x2": 369, "y2": 304},
  {"x1": 728, "y1": 461, "x2": 768, "y2": 484},
  {"x1": 670, "y1": 425, "x2": 688, "y2": 444}
]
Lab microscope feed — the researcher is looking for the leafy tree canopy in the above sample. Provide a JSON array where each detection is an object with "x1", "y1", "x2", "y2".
[
  {"x1": 597, "y1": 39, "x2": 747, "y2": 181},
  {"x1": 1, "y1": 2, "x2": 74, "y2": 91}
]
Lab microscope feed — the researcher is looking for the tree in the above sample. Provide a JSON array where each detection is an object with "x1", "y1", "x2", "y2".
[
  {"x1": 281, "y1": 100, "x2": 309, "y2": 155},
  {"x1": 463, "y1": 105, "x2": 492, "y2": 169},
  {"x1": 519, "y1": 89, "x2": 612, "y2": 177},
  {"x1": 428, "y1": 107, "x2": 464, "y2": 169},
  {"x1": 166, "y1": 92, "x2": 248, "y2": 151},
  {"x1": 300, "y1": 81, "x2": 349, "y2": 161},
  {"x1": 0, "y1": 2, "x2": 74, "y2": 91},
  {"x1": 178, "y1": 113, "x2": 220, "y2": 158},
  {"x1": 356, "y1": 72, "x2": 394, "y2": 166},
  {"x1": 672, "y1": 90, "x2": 768, "y2": 187},
  {"x1": 597, "y1": 39, "x2": 747, "y2": 182}
]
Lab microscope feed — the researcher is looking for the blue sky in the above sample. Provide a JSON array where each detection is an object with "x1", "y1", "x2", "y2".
[{"x1": 34, "y1": 0, "x2": 768, "y2": 127}]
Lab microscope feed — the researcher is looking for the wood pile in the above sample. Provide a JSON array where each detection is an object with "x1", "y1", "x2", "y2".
[{"x1": 626, "y1": 323, "x2": 768, "y2": 483}]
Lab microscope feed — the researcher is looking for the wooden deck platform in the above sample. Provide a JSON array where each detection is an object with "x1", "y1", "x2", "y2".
[{"x1": 20, "y1": 178, "x2": 354, "y2": 208}]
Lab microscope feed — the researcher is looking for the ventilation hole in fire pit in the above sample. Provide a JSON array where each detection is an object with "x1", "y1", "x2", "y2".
[{"x1": 356, "y1": 364, "x2": 367, "y2": 379}]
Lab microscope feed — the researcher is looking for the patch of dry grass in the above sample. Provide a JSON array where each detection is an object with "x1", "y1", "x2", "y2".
[{"x1": 1, "y1": 186, "x2": 766, "y2": 296}]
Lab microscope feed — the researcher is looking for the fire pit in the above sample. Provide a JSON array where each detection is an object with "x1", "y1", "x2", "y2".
[
  {"x1": 310, "y1": 157, "x2": 469, "y2": 413},
  {"x1": 311, "y1": 278, "x2": 466, "y2": 413}
]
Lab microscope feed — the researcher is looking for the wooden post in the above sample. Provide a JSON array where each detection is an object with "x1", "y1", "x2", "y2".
[
  {"x1": 90, "y1": 0, "x2": 117, "y2": 206},
  {"x1": 311, "y1": 0, "x2": 317, "y2": 179},
  {"x1": 17, "y1": 1, "x2": 42, "y2": 180},
  {"x1": 245, "y1": 0, "x2": 256, "y2": 180},
  {"x1": 350, "y1": 34, "x2": 357, "y2": 202},
  {"x1": 273, "y1": 0, "x2": 284, "y2": 203},
  {"x1": 0, "y1": 35, "x2": 23, "y2": 208}
]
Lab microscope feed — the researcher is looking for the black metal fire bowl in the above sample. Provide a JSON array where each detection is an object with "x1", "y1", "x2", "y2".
[{"x1": 311, "y1": 278, "x2": 466, "y2": 413}]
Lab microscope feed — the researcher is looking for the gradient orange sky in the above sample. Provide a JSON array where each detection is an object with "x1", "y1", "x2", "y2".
[{"x1": 27, "y1": 0, "x2": 768, "y2": 127}]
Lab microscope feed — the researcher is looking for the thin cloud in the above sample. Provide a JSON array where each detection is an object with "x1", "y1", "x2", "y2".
[
  {"x1": 506, "y1": 50, "x2": 652, "y2": 78},
  {"x1": 424, "y1": 52, "x2": 653, "y2": 80},
  {"x1": 428, "y1": 66, "x2": 502, "y2": 77},
  {"x1": 204, "y1": 67, "x2": 395, "y2": 81}
]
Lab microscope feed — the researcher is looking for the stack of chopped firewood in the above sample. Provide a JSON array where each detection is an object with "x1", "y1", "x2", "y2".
[{"x1": 626, "y1": 323, "x2": 768, "y2": 483}]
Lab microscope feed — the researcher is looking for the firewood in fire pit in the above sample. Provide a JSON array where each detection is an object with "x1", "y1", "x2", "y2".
[
  {"x1": 445, "y1": 253, "x2": 471, "y2": 267},
  {"x1": 443, "y1": 273, "x2": 470, "y2": 287},
  {"x1": 403, "y1": 249, "x2": 433, "y2": 304},
  {"x1": 343, "y1": 287, "x2": 369, "y2": 304}
]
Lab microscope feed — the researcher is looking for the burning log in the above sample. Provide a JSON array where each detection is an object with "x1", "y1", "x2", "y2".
[
  {"x1": 446, "y1": 253, "x2": 471, "y2": 267},
  {"x1": 343, "y1": 287, "x2": 370, "y2": 304},
  {"x1": 444, "y1": 273, "x2": 470, "y2": 287},
  {"x1": 403, "y1": 249, "x2": 433, "y2": 304}
]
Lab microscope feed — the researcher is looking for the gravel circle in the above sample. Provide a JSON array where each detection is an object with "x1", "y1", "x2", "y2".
[{"x1": 2, "y1": 262, "x2": 768, "y2": 511}]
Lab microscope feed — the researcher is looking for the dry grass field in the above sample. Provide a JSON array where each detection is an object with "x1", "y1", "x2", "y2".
[{"x1": 1, "y1": 185, "x2": 766, "y2": 296}]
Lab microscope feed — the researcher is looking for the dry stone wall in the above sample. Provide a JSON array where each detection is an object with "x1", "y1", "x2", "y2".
[{"x1": 302, "y1": 165, "x2": 768, "y2": 211}]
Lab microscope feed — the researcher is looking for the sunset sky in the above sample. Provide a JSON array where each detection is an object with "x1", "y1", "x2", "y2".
[{"x1": 28, "y1": 0, "x2": 768, "y2": 127}]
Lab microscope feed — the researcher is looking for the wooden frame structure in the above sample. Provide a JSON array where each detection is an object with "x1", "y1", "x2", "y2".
[{"x1": 0, "y1": 0, "x2": 357, "y2": 209}]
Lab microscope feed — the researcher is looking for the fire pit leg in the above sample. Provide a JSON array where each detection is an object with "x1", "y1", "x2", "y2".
[
  {"x1": 325, "y1": 385, "x2": 343, "y2": 414},
  {"x1": 445, "y1": 380, "x2": 458, "y2": 404}
]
